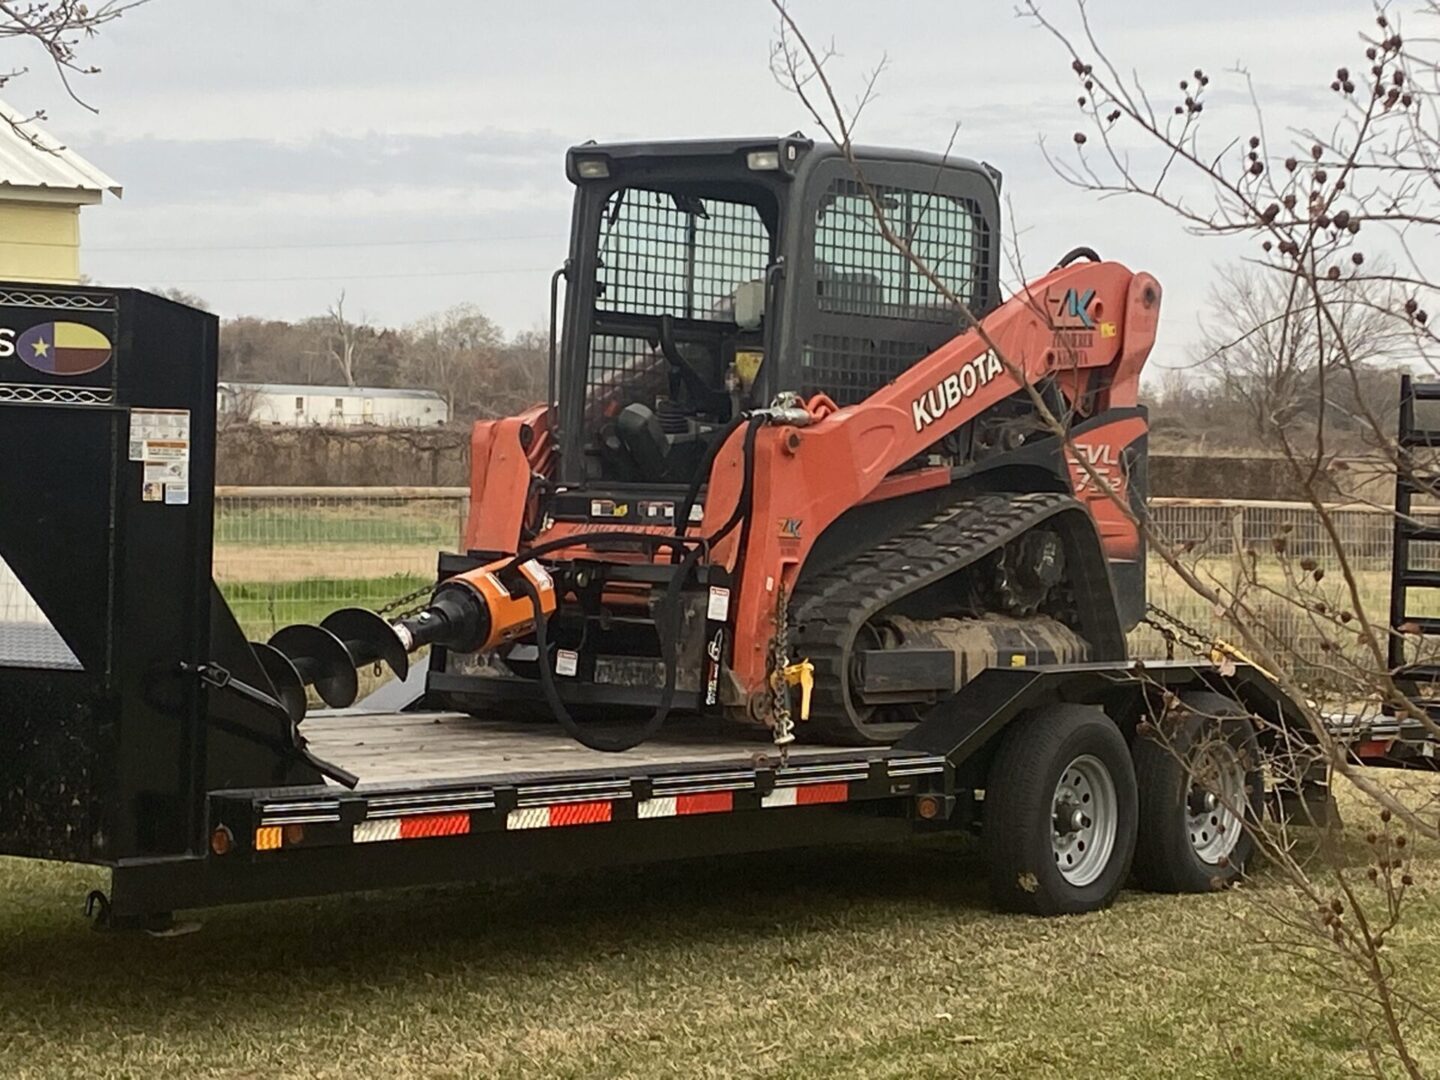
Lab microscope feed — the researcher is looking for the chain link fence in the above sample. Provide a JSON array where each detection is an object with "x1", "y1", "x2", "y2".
[
  {"x1": 0, "y1": 487, "x2": 468, "y2": 638},
  {"x1": 1140, "y1": 498, "x2": 1439, "y2": 677},
  {"x1": 3, "y1": 490, "x2": 1435, "y2": 674},
  {"x1": 212, "y1": 486, "x2": 469, "y2": 638}
]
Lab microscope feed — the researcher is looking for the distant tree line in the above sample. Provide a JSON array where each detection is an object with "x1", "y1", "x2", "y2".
[
  {"x1": 182, "y1": 290, "x2": 547, "y2": 425},
  {"x1": 1143, "y1": 267, "x2": 1405, "y2": 456},
  {"x1": 187, "y1": 274, "x2": 1404, "y2": 446}
]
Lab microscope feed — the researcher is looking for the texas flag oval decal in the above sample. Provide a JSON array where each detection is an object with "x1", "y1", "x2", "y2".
[{"x1": 16, "y1": 321, "x2": 113, "y2": 377}]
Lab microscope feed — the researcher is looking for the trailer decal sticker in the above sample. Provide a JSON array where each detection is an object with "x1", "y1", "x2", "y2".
[
  {"x1": 506, "y1": 800, "x2": 614, "y2": 830},
  {"x1": 638, "y1": 792, "x2": 734, "y2": 818},
  {"x1": 761, "y1": 782, "x2": 850, "y2": 808},
  {"x1": 352, "y1": 812, "x2": 470, "y2": 844},
  {"x1": 550, "y1": 801, "x2": 613, "y2": 826},
  {"x1": 400, "y1": 811, "x2": 470, "y2": 838},
  {"x1": 13, "y1": 321, "x2": 112, "y2": 376},
  {"x1": 354, "y1": 819, "x2": 402, "y2": 843},
  {"x1": 506, "y1": 807, "x2": 552, "y2": 830}
]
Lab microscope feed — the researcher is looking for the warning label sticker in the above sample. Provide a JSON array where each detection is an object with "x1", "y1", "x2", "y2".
[
  {"x1": 129, "y1": 408, "x2": 190, "y2": 462},
  {"x1": 142, "y1": 439, "x2": 189, "y2": 463},
  {"x1": 144, "y1": 459, "x2": 188, "y2": 484},
  {"x1": 706, "y1": 586, "x2": 731, "y2": 622},
  {"x1": 129, "y1": 409, "x2": 192, "y2": 506}
]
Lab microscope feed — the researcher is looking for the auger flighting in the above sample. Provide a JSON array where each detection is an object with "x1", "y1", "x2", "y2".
[{"x1": 253, "y1": 558, "x2": 557, "y2": 721}]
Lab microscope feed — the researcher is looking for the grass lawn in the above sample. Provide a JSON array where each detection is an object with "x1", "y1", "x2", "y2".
[
  {"x1": 3, "y1": 783, "x2": 1439, "y2": 1079},
  {"x1": 221, "y1": 575, "x2": 432, "y2": 641}
]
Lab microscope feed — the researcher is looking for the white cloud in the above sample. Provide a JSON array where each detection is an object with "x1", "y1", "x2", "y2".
[{"x1": 8, "y1": 0, "x2": 1395, "y2": 357}]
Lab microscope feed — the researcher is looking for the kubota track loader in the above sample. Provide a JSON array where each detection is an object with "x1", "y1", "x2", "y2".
[{"x1": 265, "y1": 135, "x2": 1156, "y2": 750}]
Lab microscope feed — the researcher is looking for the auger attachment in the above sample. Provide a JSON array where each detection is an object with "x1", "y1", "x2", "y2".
[
  {"x1": 253, "y1": 559, "x2": 556, "y2": 722},
  {"x1": 252, "y1": 608, "x2": 411, "y2": 722}
]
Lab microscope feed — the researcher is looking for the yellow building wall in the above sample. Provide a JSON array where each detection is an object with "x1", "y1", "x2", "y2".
[{"x1": 0, "y1": 201, "x2": 81, "y2": 284}]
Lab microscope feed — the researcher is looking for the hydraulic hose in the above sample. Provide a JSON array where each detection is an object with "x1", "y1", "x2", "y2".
[
  {"x1": 673, "y1": 412, "x2": 751, "y2": 548},
  {"x1": 507, "y1": 413, "x2": 766, "y2": 752}
]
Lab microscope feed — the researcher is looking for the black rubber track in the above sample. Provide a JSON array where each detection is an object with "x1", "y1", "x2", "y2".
[{"x1": 789, "y1": 491, "x2": 1119, "y2": 745}]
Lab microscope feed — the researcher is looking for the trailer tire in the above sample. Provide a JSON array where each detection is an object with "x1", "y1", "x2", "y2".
[
  {"x1": 982, "y1": 704, "x2": 1137, "y2": 915},
  {"x1": 1132, "y1": 690, "x2": 1264, "y2": 894}
]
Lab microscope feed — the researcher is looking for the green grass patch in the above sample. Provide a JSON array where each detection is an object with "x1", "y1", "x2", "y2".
[{"x1": 220, "y1": 575, "x2": 431, "y2": 640}]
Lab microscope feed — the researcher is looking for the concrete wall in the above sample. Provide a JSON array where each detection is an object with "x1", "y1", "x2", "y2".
[{"x1": 0, "y1": 201, "x2": 80, "y2": 284}]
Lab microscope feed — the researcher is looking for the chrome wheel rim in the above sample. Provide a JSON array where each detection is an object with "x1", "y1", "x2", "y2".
[
  {"x1": 1187, "y1": 741, "x2": 1247, "y2": 865},
  {"x1": 1051, "y1": 753, "x2": 1118, "y2": 887}
]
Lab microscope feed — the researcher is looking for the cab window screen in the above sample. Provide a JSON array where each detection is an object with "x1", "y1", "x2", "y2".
[
  {"x1": 813, "y1": 179, "x2": 984, "y2": 321},
  {"x1": 596, "y1": 189, "x2": 770, "y2": 321}
]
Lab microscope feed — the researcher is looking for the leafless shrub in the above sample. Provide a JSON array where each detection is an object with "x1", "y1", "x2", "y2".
[
  {"x1": 771, "y1": 1, "x2": 1440, "y2": 1071},
  {"x1": 0, "y1": 1, "x2": 149, "y2": 143}
]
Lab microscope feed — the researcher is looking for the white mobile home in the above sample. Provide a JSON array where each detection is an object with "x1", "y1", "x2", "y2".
[{"x1": 218, "y1": 382, "x2": 449, "y2": 427}]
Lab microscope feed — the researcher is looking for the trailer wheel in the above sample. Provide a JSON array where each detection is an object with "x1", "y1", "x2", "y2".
[
  {"x1": 982, "y1": 704, "x2": 1138, "y2": 915},
  {"x1": 1132, "y1": 690, "x2": 1264, "y2": 893}
]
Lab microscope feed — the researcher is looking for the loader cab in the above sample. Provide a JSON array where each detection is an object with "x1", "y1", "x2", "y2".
[{"x1": 555, "y1": 136, "x2": 1002, "y2": 489}]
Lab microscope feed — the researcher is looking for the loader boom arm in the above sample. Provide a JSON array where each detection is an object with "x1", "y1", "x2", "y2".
[{"x1": 702, "y1": 259, "x2": 1161, "y2": 690}]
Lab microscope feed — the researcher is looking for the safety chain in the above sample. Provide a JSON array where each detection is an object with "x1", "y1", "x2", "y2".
[
  {"x1": 1143, "y1": 602, "x2": 1217, "y2": 661},
  {"x1": 769, "y1": 584, "x2": 795, "y2": 763},
  {"x1": 376, "y1": 584, "x2": 433, "y2": 621}
]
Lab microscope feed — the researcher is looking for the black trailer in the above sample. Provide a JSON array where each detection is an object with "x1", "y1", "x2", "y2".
[{"x1": 0, "y1": 283, "x2": 1350, "y2": 928}]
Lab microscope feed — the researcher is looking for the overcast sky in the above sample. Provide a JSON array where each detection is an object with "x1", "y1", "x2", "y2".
[{"x1": 5, "y1": 0, "x2": 1375, "y2": 372}]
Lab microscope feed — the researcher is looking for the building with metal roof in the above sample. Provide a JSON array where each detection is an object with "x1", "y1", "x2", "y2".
[
  {"x1": 0, "y1": 98, "x2": 122, "y2": 285},
  {"x1": 218, "y1": 382, "x2": 451, "y2": 427}
]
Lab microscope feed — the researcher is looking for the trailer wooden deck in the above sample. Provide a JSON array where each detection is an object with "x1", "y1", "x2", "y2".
[{"x1": 305, "y1": 708, "x2": 867, "y2": 786}]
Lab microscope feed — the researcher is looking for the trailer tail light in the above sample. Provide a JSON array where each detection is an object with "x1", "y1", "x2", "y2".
[{"x1": 254, "y1": 826, "x2": 283, "y2": 851}]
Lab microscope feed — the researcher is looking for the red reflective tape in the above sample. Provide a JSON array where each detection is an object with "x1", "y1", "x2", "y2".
[
  {"x1": 398, "y1": 812, "x2": 470, "y2": 839},
  {"x1": 1354, "y1": 739, "x2": 1394, "y2": 759},
  {"x1": 676, "y1": 791, "x2": 733, "y2": 816},
  {"x1": 549, "y1": 801, "x2": 612, "y2": 826},
  {"x1": 795, "y1": 782, "x2": 849, "y2": 805}
]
